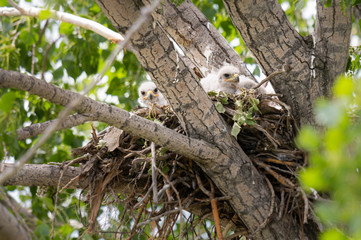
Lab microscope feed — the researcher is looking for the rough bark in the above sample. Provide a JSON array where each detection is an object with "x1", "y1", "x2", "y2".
[
  {"x1": 223, "y1": 0, "x2": 351, "y2": 126},
  {"x1": 2, "y1": 163, "x2": 86, "y2": 188},
  {"x1": 314, "y1": 0, "x2": 352, "y2": 90},
  {"x1": 146, "y1": 0, "x2": 254, "y2": 79},
  {"x1": 96, "y1": 1, "x2": 304, "y2": 239}
]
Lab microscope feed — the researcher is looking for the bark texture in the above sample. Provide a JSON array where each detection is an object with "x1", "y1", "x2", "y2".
[
  {"x1": 223, "y1": 0, "x2": 351, "y2": 126},
  {"x1": 96, "y1": 1, "x2": 305, "y2": 239},
  {"x1": 2, "y1": 163, "x2": 85, "y2": 188},
  {"x1": 147, "y1": 0, "x2": 253, "y2": 79}
]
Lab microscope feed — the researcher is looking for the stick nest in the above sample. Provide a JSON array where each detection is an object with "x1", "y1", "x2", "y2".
[{"x1": 69, "y1": 89, "x2": 312, "y2": 239}]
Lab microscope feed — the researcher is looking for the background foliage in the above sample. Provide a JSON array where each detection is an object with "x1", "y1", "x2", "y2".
[{"x1": 0, "y1": 0, "x2": 360, "y2": 239}]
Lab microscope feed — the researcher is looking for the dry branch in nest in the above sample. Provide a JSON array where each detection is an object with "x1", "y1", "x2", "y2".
[{"x1": 66, "y1": 89, "x2": 311, "y2": 239}]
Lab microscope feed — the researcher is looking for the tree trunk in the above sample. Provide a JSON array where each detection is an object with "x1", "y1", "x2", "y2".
[
  {"x1": 96, "y1": 0, "x2": 315, "y2": 239},
  {"x1": 223, "y1": 0, "x2": 351, "y2": 126}
]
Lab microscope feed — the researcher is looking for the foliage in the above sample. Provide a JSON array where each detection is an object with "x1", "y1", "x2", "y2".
[
  {"x1": 0, "y1": 0, "x2": 360, "y2": 238},
  {"x1": 298, "y1": 76, "x2": 361, "y2": 239}
]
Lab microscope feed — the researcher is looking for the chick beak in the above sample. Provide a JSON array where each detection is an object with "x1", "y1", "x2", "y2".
[
  {"x1": 143, "y1": 90, "x2": 158, "y2": 100},
  {"x1": 225, "y1": 74, "x2": 239, "y2": 82}
]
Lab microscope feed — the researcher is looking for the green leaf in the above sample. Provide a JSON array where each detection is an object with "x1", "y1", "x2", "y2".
[
  {"x1": 215, "y1": 102, "x2": 225, "y2": 113},
  {"x1": 59, "y1": 223, "x2": 73, "y2": 236},
  {"x1": 231, "y1": 122, "x2": 241, "y2": 138},
  {"x1": 0, "y1": 92, "x2": 17, "y2": 113},
  {"x1": 35, "y1": 223, "x2": 50, "y2": 237},
  {"x1": 300, "y1": 167, "x2": 328, "y2": 191},
  {"x1": 294, "y1": 0, "x2": 305, "y2": 11},
  {"x1": 38, "y1": 10, "x2": 54, "y2": 20},
  {"x1": 43, "y1": 197, "x2": 54, "y2": 211},
  {"x1": 333, "y1": 76, "x2": 354, "y2": 97},
  {"x1": 320, "y1": 228, "x2": 348, "y2": 240},
  {"x1": 220, "y1": 97, "x2": 229, "y2": 104},
  {"x1": 207, "y1": 91, "x2": 217, "y2": 96},
  {"x1": 297, "y1": 126, "x2": 320, "y2": 151},
  {"x1": 245, "y1": 119, "x2": 256, "y2": 126},
  {"x1": 252, "y1": 65, "x2": 261, "y2": 77}
]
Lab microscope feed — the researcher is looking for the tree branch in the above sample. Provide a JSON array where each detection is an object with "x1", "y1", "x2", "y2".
[
  {"x1": 0, "y1": 6, "x2": 123, "y2": 42},
  {"x1": 2, "y1": 163, "x2": 85, "y2": 188},
  {"x1": 0, "y1": 69, "x2": 218, "y2": 162},
  {"x1": 16, "y1": 113, "x2": 95, "y2": 140},
  {"x1": 2, "y1": 163, "x2": 241, "y2": 231}
]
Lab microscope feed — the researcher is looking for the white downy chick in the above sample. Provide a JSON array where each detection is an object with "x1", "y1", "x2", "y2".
[
  {"x1": 218, "y1": 65, "x2": 269, "y2": 94},
  {"x1": 200, "y1": 72, "x2": 220, "y2": 93},
  {"x1": 138, "y1": 82, "x2": 167, "y2": 108}
]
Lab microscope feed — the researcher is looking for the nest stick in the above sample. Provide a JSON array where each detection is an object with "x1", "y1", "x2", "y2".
[
  {"x1": 298, "y1": 187, "x2": 309, "y2": 224},
  {"x1": 151, "y1": 142, "x2": 158, "y2": 203},
  {"x1": 252, "y1": 64, "x2": 291, "y2": 90}
]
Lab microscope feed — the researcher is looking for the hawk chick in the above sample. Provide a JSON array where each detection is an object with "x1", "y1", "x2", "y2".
[
  {"x1": 138, "y1": 82, "x2": 167, "y2": 108},
  {"x1": 201, "y1": 65, "x2": 268, "y2": 95}
]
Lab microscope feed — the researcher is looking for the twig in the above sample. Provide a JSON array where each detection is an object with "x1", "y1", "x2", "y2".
[
  {"x1": 7, "y1": 0, "x2": 25, "y2": 14},
  {"x1": 126, "y1": 195, "x2": 150, "y2": 240},
  {"x1": 0, "y1": 6, "x2": 123, "y2": 42},
  {"x1": 137, "y1": 209, "x2": 180, "y2": 227},
  {"x1": 298, "y1": 187, "x2": 309, "y2": 224},
  {"x1": 252, "y1": 64, "x2": 291, "y2": 90},
  {"x1": 37, "y1": 19, "x2": 49, "y2": 45},
  {"x1": 41, "y1": 35, "x2": 63, "y2": 80},
  {"x1": 51, "y1": 163, "x2": 66, "y2": 239},
  {"x1": 209, "y1": 179, "x2": 224, "y2": 240},
  {"x1": 16, "y1": 113, "x2": 95, "y2": 140},
  {"x1": 31, "y1": 44, "x2": 36, "y2": 75},
  {"x1": 254, "y1": 160, "x2": 295, "y2": 188},
  {"x1": 278, "y1": 190, "x2": 285, "y2": 220},
  {"x1": 154, "y1": 166, "x2": 183, "y2": 240},
  {"x1": 151, "y1": 142, "x2": 158, "y2": 203},
  {"x1": 223, "y1": 214, "x2": 238, "y2": 237},
  {"x1": 196, "y1": 175, "x2": 223, "y2": 240}
]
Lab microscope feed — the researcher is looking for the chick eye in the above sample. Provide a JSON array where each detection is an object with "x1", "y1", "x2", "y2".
[
  {"x1": 224, "y1": 73, "x2": 230, "y2": 78},
  {"x1": 141, "y1": 91, "x2": 145, "y2": 95},
  {"x1": 154, "y1": 88, "x2": 158, "y2": 93}
]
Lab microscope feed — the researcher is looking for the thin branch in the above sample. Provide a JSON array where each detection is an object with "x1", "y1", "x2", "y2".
[
  {"x1": 41, "y1": 35, "x2": 63, "y2": 80},
  {"x1": 16, "y1": 113, "x2": 95, "y2": 140},
  {"x1": 151, "y1": 142, "x2": 158, "y2": 203},
  {"x1": 2, "y1": 163, "x2": 85, "y2": 188},
  {"x1": 252, "y1": 64, "x2": 291, "y2": 90},
  {"x1": 0, "y1": 6, "x2": 123, "y2": 42},
  {"x1": 7, "y1": 0, "x2": 25, "y2": 14}
]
